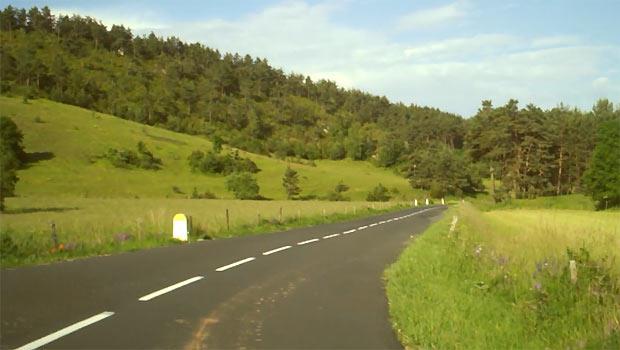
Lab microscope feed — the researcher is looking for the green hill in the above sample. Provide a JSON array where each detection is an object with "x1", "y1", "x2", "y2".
[{"x1": 1, "y1": 96, "x2": 419, "y2": 201}]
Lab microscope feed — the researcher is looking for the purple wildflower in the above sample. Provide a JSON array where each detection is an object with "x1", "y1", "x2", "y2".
[{"x1": 533, "y1": 281, "x2": 542, "y2": 291}]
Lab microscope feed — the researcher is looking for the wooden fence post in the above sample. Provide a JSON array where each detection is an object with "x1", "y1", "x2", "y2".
[
  {"x1": 226, "y1": 209, "x2": 230, "y2": 232},
  {"x1": 50, "y1": 221, "x2": 58, "y2": 247}
]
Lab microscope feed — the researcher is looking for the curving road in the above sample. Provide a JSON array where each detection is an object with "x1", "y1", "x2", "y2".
[{"x1": 1, "y1": 206, "x2": 445, "y2": 349}]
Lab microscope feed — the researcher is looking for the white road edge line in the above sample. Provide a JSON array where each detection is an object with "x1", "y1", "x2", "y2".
[
  {"x1": 379, "y1": 221, "x2": 386, "y2": 224},
  {"x1": 297, "y1": 238, "x2": 319, "y2": 245},
  {"x1": 215, "y1": 257, "x2": 256, "y2": 272},
  {"x1": 138, "y1": 276, "x2": 204, "y2": 301},
  {"x1": 323, "y1": 233, "x2": 340, "y2": 239},
  {"x1": 369, "y1": 223, "x2": 378, "y2": 227},
  {"x1": 343, "y1": 229, "x2": 356, "y2": 234},
  {"x1": 262, "y1": 246, "x2": 292, "y2": 256},
  {"x1": 16, "y1": 311, "x2": 115, "y2": 350},
  {"x1": 358, "y1": 225, "x2": 368, "y2": 230}
]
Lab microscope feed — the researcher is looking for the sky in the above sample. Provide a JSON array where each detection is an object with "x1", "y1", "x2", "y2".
[{"x1": 4, "y1": 0, "x2": 620, "y2": 116}]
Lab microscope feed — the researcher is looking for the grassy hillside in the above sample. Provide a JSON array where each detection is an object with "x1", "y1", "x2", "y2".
[
  {"x1": 386, "y1": 203, "x2": 620, "y2": 348},
  {"x1": 0, "y1": 96, "x2": 423, "y2": 267},
  {"x1": 0, "y1": 96, "x2": 420, "y2": 200}
]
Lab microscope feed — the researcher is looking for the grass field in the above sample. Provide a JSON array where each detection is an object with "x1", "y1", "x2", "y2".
[
  {"x1": 473, "y1": 192, "x2": 597, "y2": 211},
  {"x1": 0, "y1": 96, "x2": 424, "y2": 267},
  {"x1": 0, "y1": 96, "x2": 421, "y2": 201},
  {"x1": 1, "y1": 196, "x2": 405, "y2": 267},
  {"x1": 385, "y1": 202, "x2": 620, "y2": 349}
]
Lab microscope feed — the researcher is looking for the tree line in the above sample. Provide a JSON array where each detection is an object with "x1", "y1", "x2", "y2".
[{"x1": 1, "y1": 6, "x2": 618, "y2": 207}]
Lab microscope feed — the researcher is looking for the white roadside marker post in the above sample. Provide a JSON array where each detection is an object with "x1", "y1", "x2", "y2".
[
  {"x1": 441, "y1": 198, "x2": 445, "y2": 205},
  {"x1": 173, "y1": 213, "x2": 189, "y2": 241},
  {"x1": 414, "y1": 199, "x2": 418, "y2": 207},
  {"x1": 425, "y1": 198, "x2": 429, "y2": 206}
]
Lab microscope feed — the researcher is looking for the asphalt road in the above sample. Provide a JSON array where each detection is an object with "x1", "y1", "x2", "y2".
[{"x1": 1, "y1": 205, "x2": 445, "y2": 349}]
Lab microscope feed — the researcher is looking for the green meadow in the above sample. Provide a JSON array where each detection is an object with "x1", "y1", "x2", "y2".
[
  {"x1": 0, "y1": 96, "x2": 420, "y2": 200},
  {"x1": 386, "y1": 201, "x2": 620, "y2": 349},
  {"x1": 0, "y1": 96, "x2": 422, "y2": 266},
  {"x1": 1, "y1": 196, "x2": 403, "y2": 267}
]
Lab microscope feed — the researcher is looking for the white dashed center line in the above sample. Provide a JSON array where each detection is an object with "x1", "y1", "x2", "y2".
[
  {"x1": 379, "y1": 221, "x2": 386, "y2": 224},
  {"x1": 215, "y1": 257, "x2": 256, "y2": 272},
  {"x1": 369, "y1": 223, "x2": 378, "y2": 227},
  {"x1": 343, "y1": 229, "x2": 356, "y2": 234},
  {"x1": 358, "y1": 225, "x2": 368, "y2": 230},
  {"x1": 323, "y1": 233, "x2": 340, "y2": 239},
  {"x1": 16, "y1": 311, "x2": 115, "y2": 350},
  {"x1": 297, "y1": 238, "x2": 319, "y2": 245},
  {"x1": 138, "y1": 276, "x2": 204, "y2": 301},
  {"x1": 262, "y1": 245, "x2": 292, "y2": 256}
]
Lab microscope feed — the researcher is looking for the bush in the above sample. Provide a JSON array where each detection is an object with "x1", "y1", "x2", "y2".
[
  {"x1": 188, "y1": 150, "x2": 259, "y2": 175},
  {"x1": 104, "y1": 142, "x2": 162, "y2": 170},
  {"x1": 325, "y1": 181, "x2": 350, "y2": 201},
  {"x1": 191, "y1": 187, "x2": 218, "y2": 199},
  {"x1": 226, "y1": 172, "x2": 260, "y2": 199},
  {"x1": 429, "y1": 181, "x2": 445, "y2": 198},
  {"x1": 325, "y1": 191, "x2": 348, "y2": 201},
  {"x1": 367, "y1": 183, "x2": 391, "y2": 202},
  {"x1": 328, "y1": 142, "x2": 346, "y2": 160}
]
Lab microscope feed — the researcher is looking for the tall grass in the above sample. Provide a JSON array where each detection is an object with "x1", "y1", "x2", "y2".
[
  {"x1": 0, "y1": 196, "x2": 407, "y2": 267},
  {"x1": 385, "y1": 203, "x2": 620, "y2": 348},
  {"x1": 472, "y1": 193, "x2": 596, "y2": 211}
]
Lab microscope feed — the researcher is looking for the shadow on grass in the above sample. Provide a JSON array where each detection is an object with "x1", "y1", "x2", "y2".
[
  {"x1": 21, "y1": 151, "x2": 55, "y2": 168},
  {"x1": 4, "y1": 207, "x2": 80, "y2": 214}
]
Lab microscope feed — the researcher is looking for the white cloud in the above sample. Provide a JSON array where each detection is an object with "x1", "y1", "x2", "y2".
[
  {"x1": 52, "y1": 7, "x2": 167, "y2": 31},
  {"x1": 531, "y1": 35, "x2": 581, "y2": 48},
  {"x1": 403, "y1": 34, "x2": 518, "y2": 60},
  {"x1": 592, "y1": 76, "x2": 609, "y2": 88},
  {"x1": 397, "y1": 2, "x2": 466, "y2": 31}
]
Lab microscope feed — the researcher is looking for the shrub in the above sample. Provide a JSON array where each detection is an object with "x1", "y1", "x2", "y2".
[
  {"x1": 328, "y1": 142, "x2": 346, "y2": 160},
  {"x1": 325, "y1": 191, "x2": 348, "y2": 201},
  {"x1": 326, "y1": 181, "x2": 350, "y2": 201},
  {"x1": 429, "y1": 181, "x2": 445, "y2": 198},
  {"x1": 104, "y1": 142, "x2": 162, "y2": 170},
  {"x1": 366, "y1": 183, "x2": 391, "y2": 202},
  {"x1": 191, "y1": 187, "x2": 218, "y2": 199},
  {"x1": 188, "y1": 150, "x2": 259, "y2": 175},
  {"x1": 226, "y1": 172, "x2": 260, "y2": 199}
]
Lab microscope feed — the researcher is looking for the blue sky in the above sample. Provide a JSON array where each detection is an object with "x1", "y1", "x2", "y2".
[{"x1": 4, "y1": 0, "x2": 620, "y2": 116}]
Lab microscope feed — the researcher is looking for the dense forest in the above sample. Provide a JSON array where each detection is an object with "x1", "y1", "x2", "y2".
[{"x1": 1, "y1": 6, "x2": 618, "y2": 205}]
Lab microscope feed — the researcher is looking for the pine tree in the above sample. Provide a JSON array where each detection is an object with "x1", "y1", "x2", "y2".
[
  {"x1": 0, "y1": 116, "x2": 25, "y2": 211},
  {"x1": 583, "y1": 120, "x2": 620, "y2": 209},
  {"x1": 282, "y1": 166, "x2": 300, "y2": 199}
]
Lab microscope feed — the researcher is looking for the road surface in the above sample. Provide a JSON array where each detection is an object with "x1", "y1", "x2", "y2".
[{"x1": 1, "y1": 206, "x2": 445, "y2": 349}]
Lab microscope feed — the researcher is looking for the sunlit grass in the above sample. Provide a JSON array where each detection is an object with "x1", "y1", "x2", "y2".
[
  {"x1": 386, "y1": 202, "x2": 620, "y2": 349},
  {"x1": 0, "y1": 96, "x2": 420, "y2": 201},
  {"x1": 0, "y1": 196, "x2": 406, "y2": 267}
]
